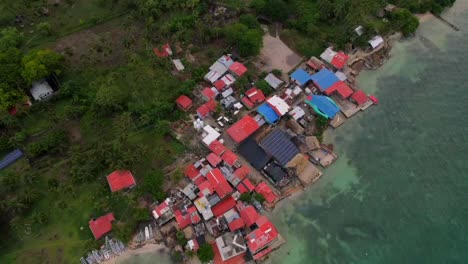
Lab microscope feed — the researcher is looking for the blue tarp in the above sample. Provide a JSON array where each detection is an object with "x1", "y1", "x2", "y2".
[
  {"x1": 260, "y1": 129, "x2": 300, "y2": 166},
  {"x1": 305, "y1": 95, "x2": 340, "y2": 119},
  {"x1": 257, "y1": 103, "x2": 279, "y2": 124},
  {"x1": 309, "y1": 68, "x2": 340, "y2": 90},
  {"x1": 290, "y1": 69, "x2": 311, "y2": 86},
  {"x1": 0, "y1": 149, "x2": 23, "y2": 170}
]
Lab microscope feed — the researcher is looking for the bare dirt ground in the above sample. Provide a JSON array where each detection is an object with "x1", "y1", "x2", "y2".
[{"x1": 257, "y1": 34, "x2": 302, "y2": 77}]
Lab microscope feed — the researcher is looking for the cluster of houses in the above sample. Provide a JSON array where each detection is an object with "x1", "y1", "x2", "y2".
[{"x1": 84, "y1": 44, "x2": 378, "y2": 263}]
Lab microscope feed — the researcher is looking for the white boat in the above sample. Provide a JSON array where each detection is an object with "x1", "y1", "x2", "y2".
[{"x1": 144, "y1": 226, "x2": 150, "y2": 240}]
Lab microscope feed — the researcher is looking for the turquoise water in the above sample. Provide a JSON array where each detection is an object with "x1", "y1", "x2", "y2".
[{"x1": 268, "y1": 2, "x2": 468, "y2": 264}]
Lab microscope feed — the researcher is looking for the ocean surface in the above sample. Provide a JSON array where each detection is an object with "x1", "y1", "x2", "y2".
[
  {"x1": 121, "y1": 1, "x2": 468, "y2": 263},
  {"x1": 268, "y1": 1, "x2": 468, "y2": 264}
]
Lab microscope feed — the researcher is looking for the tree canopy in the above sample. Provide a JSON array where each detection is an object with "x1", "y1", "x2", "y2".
[
  {"x1": 22, "y1": 49, "x2": 64, "y2": 84},
  {"x1": 225, "y1": 23, "x2": 263, "y2": 57}
]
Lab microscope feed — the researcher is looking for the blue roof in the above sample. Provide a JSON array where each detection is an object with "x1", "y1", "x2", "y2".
[
  {"x1": 305, "y1": 95, "x2": 340, "y2": 119},
  {"x1": 257, "y1": 103, "x2": 279, "y2": 124},
  {"x1": 259, "y1": 129, "x2": 300, "y2": 166},
  {"x1": 0, "y1": 149, "x2": 23, "y2": 170},
  {"x1": 290, "y1": 69, "x2": 311, "y2": 86},
  {"x1": 310, "y1": 68, "x2": 340, "y2": 90}
]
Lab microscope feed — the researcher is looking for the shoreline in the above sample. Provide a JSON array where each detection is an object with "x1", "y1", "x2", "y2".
[{"x1": 101, "y1": 243, "x2": 169, "y2": 264}]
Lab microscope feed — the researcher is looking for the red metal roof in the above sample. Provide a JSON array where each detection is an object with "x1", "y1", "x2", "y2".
[
  {"x1": 153, "y1": 199, "x2": 171, "y2": 217},
  {"x1": 233, "y1": 166, "x2": 250, "y2": 180},
  {"x1": 236, "y1": 182, "x2": 248, "y2": 194},
  {"x1": 245, "y1": 88, "x2": 266, "y2": 104},
  {"x1": 207, "y1": 153, "x2": 223, "y2": 167},
  {"x1": 221, "y1": 150, "x2": 238, "y2": 167},
  {"x1": 197, "y1": 105, "x2": 210, "y2": 118},
  {"x1": 185, "y1": 164, "x2": 201, "y2": 180},
  {"x1": 212, "y1": 196, "x2": 236, "y2": 217},
  {"x1": 206, "y1": 169, "x2": 233, "y2": 198},
  {"x1": 241, "y1": 97, "x2": 254, "y2": 109},
  {"x1": 325, "y1": 81, "x2": 353, "y2": 98},
  {"x1": 206, "y1": 99, "x2": 218, "y2": 111},
  {"x1": 202, "y1": 87, "x2": 217, "y2": 100},
  {"x1": 226, "y1": 115, "x2": 261, "y2": 143},
  {"x1": 246, "y1": 216, "x2": 278, "y2": 253},
  {"x1": 193, "y1": 175, "x2": 206, "y2": 186},
  {"x1": 214, "y1": 80, "x2": 226, "y2": 91},
  {"x1": 209, "y1": 140, "x2": 226, "y2": 156},
  {"x1": 174, "y1": 206, "x2": 201, "y2": 229},
  {"x1": 242, "y1": 179, "x2": 255, "y2": 192},
  {"x1": 106, "y1": 170, "x2": 136, "y2": 192},
  {"x1": 351, "y1": 90, "x2": 368, "y2": 105},
  {"x1": 89, "y1": 213, "x2": 115, "y2": 240},
  {"x1": 255, "y1": 182, "x2": 278, "y2": 203},
  {"x1": 228, "y1": 217, "x2": 246, "y2": 232},
  {"x1": 176, "y1": 95, "x2": 193, "y2": 110},
  {"x1": 240, "y1": 206, "x2": 260, "y2": 227},
  {"x1": 197, "y1": 180, "x2": 214, "y2": 197},
  {"x1": 331, "y1": 52, "x2": 349, "y2": 69},
  {"x1": 229, "y1": 61, "x2": 247, "y2": 77},
  {"x1": 153, "y1": 43, "x2": 172, "y2": 57}
]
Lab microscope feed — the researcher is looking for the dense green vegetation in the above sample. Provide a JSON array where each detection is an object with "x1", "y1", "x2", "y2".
[
  {"x1": 0, "y1": 0, "x2": 456, "y2": 262},
  {"x1": 197, "y1": 243, "x2": 214, "y2": 263}
]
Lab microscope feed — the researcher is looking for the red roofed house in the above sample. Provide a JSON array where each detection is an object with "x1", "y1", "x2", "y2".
[
  {"x1": 174, "y1": 206, "x2": 201, "y2": 229},
  {"x1": 325, "y1": 81, "x2": 353, "y2": 99},
  {"x1": 255, "y1": 182, "x2": 278, "y2": 204},
  {"x1": 226, "y1": 115, "x2": 261, "y2": 143},
  {"x1": 106, "y1": 170, "x2": 136, "y2": 192},
  {"x1": 228, "y1": 217, "x2": 246, "y2": 232},
  {"x1": 221, "y1": 150, "x2": 239, "y2": 167},
  {"x1": 207, "y1": 153, "x2": 223, "y2": 167},
  {"x1": 176, "y1": 95, "x2": 193, "y2": 111},
  {"x1": 202, "y1": 87, "x2": 218, "y2": 101},
  {"x1": 185, "y1": 164, "x2": 201, "y2": 181},
  {"x1": 236, "y1": 182, "x2": 248, "y2": 194},
  {"x1": 351, "y1": 90, "x2": 368, "y2": 105},
  {"x1": 245, "y1": 88, "x2": 266, "y2": 104},
  {"x1": 209, "y1": 140, "x2": 226, "y2": 156},
  {"x1": 197, "y1": 99, "x2": 218, "y2": 119},
  {"x1": 214, "y1": 79, "x2": 226, "y2": 91},
  {"x1": 89, "y1": 213, "x2": 115, "y2": 240},
  {"x1": 229, "y1": 61, "x2": 248, "y2": 77},
  {"x1": 331, "y1": 51, "x2": 349, "y2": 69},
  {"x1": 241, "y1": 97, "x2": 255, "y2": 109},
  {"x1": 153, "y1": 43, "x2": 173, "y2": 57},
  {"x1": 197, "y1": 180, "x2": 214, "y2": 197},
  {"x1": 206, "y1": 169, "x2": 233, "y2": 198},
  {"x1": 240, "y1": 206, "x2": 260, "y2": 227},
  {"x1": 212, "y1": 196, "x2": 237, "y2": 217},
  {"x1": 233, "y1": 166, "x2": 250, "y2": 181},
  {"x1": 245, "y1": 216, "x2": 279, "y2": 256}
]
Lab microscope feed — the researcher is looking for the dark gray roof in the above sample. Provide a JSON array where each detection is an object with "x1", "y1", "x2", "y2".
[
  {"x1": 264, "y1": 163, "x2": 287, "y2": 183},
  {"x1": 238, "y1": 138, "x2": 271, "y2": 171},
  {"x1": 259, "y1": 129, "x2": 299, "y2": 166}
]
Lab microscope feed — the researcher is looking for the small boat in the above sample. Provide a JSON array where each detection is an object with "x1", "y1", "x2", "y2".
[{"x1": 369, "y1": 95, "x2": 379, "y2": 104}]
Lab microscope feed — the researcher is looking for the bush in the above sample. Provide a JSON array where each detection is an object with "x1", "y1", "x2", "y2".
[
  {"x1": 176, "y1": 231, "x2": 187, "y2": 246},
  {"x1": 256, "y1": 79, "x2": 272, "y2": 96},
  {"x1": 239, "y1": 14, "x2": 259, "y2": 29},
  {"x1": 197, "y1": 244, "x2": 214, "y2": 263},
  {"x1": 26, "y1": 129, "x2": 67, "y2": 157},
  {"x1": 253, "y1": 192, "x2": 266, "y2": 203},
  {"x1": 239, "y1": 193, "x2": 252, "y2": 203}
]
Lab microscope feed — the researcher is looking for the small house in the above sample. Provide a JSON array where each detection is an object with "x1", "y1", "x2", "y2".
[
  {"x1": 106, "y1": 170, "x2": 136, "y2": 192},
  {"x1": 89, "y1": 213, "x2": 115, "y2": 240},
  {"x1": 30, "y1": 80, "x2": 54, "y2": 101}
]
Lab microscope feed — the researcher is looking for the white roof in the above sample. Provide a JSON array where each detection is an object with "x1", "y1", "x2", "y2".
[
  {"x1": 205, "y1": 70, "x2": 223, "y2": 83},
  {"x1": 217, "y1": 55, "x2": 234, "y2": 68},
  {"x1": 264, "y1": 73, "x2": 283, "y2": 89},
  {"x1": 202, "y1": 125, "x2": 221, "y2": 146},
  {"x1": 292, "y1": 86, "x2": 302, "y2": 95},
  {"x1": 368, "y1": 35, "x2": 384, "y2": 49},
  {"x1": 221, "y1": 74, "x2": 236, "y2": 86},
  {"x1": 288, "y1": 106, "x2": 306, "y2": 120},
  {"x1": 354, "y1": 25, "x2": 364, "y2": 36},
  {"x1": 30, "y1": 81, "x2": 54, "y2": 101},
  {"x1": 335, "y1": 71, "x2": 347, "y2": 81},
  {"x1": 320, "y1": 47, "x2": 337, "y2": 64},
  {"x1": 221, "y1": 87, "x2": 234, "y2": 98},
  {"x1": 172, "y1": 59, "x2": 185, "y2": 71},
  {"x1": 267, "y1": 95, "x2": 289, "y2": 116},
  {"x1": 194, "y1": 196, "x2": 214, "y2": 220}
]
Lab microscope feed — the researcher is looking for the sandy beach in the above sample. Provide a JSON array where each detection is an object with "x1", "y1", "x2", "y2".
[{"x1": 101, "y1": 243, "x2": 169, "y2": 264}]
